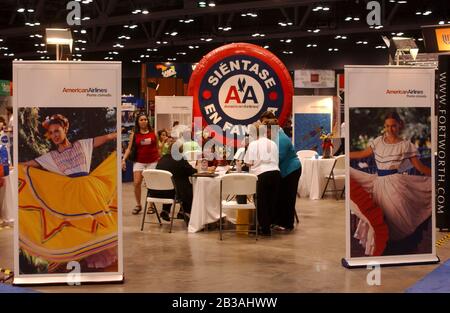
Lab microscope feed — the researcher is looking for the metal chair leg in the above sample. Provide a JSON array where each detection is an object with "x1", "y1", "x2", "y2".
[
  {"x1": 321, "y1": 176, "x2": 331, "y2": 199},
  {"x1": 255, "y1": 197, "x2": 258, "y2": 241},
  {"x1": 141, "y1": 201, "x2": 148, "y2": 231},
  {"x1": 294, "y1": 211, "x2": 300, "y2": 224},
  {"x1": 152, "y1": 202, "x2": 162, "y2": 226},
  {"x1": 332, "y1": 177, "x2": 338, "y2": 200},
  {"x1": 169, "y1": 201, "x2": 176, "y2": 233},
  {"x1": 340, "y1": 186, "x2": 345, "y2": 200},
  {"x1": 219, "y1": 203, "x2": 223, "y2": 241}
]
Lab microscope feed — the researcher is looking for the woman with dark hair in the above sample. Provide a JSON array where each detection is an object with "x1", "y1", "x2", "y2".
[
  {"x1": 19, "y1": 113, "x2": 118, "y2": 272},
  {"x1": 350, "y1": 111, "x2": 431, "y2": 255},
  {"x1": 122, "y1": 113, "x2": 160, "y2": 214},
  {"x1": 157, "y1": 129, "x2": 170, "y2": 156}
]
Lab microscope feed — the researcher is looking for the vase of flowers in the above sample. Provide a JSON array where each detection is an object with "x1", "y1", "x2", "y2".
[{"x1": 320, "y1": 131, "x2": 334, "y2": 159}]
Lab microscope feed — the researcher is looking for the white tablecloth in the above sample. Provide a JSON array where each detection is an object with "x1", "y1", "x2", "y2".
[
  {"x1": 188, "y1": 173, "x2": 226, "y2": 233},
  {"x1": 298, "y1": 158, "x2": 339, "y2": 200},
  {"x1": 0, "y1": 170, "x2": 15, "y2": 223}
]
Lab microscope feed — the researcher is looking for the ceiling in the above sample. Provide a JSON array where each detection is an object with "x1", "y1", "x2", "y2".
[{"x1": 0, "y1": 0, "x2": 448, "y2": 72}]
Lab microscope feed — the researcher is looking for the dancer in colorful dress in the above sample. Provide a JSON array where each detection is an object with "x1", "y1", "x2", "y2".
[
  {"x1": 19, "y1": 114, "x2": 118, "y2": 273},
  {"x1": 350, "y1": 112, "x2": 431, "y2": 255}
]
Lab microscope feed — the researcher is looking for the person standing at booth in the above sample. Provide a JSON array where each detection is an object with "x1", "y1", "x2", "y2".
[
  {"x1": 244, "y1": 122, "x2": 281, "y2": 236},
  {"x1": 260, "y1": 112, "x2": 301, "y2": 231},
  {"x1": 122, "y1": 113, "x2": 160, "y2": 215}
]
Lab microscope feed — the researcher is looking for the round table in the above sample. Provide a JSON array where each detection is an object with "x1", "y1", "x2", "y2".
[{"x1": 298, "y1": 157, "x2": 338, "y2": 200}]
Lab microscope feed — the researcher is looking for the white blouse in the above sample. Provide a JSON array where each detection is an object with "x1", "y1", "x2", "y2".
[
  {"x1": 369, "y1": 136, "x2": 418, "y2": 171},
  {"x1": 35, "y1": 138, "x2": 94, "y2": 176},
  {"x1": 244, "y1": 137, "x2": 279, "y2": 176}
]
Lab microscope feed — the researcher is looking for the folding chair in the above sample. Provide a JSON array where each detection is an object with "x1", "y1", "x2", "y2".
[
  {"x1": 219, "y1": 173, "x2": 258, "y2": 240},
  {"x1": 141, "y1": 169, "x2": 187, "y2": 233},
  {"x1": 321, "y1": 155, "x2": 346, "y2": 200}
]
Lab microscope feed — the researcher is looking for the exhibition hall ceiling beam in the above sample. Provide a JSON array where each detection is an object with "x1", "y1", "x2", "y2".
[
  {"x1": 94, "y1": 0, "x2": 119, "y2": 45},
  {"x1": 0, "y1": 23, "x2": 422, "y2": 60},
  {"x1": 386, "y1": 3, "x2": 400, "y2": 26},
  {"x1": 0, "y1": 0, "x2": 341, "y2": 39},
  {"x1": 298, "y1": 4, "x2": 313, "y2": 28}
]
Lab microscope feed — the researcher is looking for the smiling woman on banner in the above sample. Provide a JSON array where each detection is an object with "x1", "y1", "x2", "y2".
[
  {"x1": 19, "y1": 113, "x2": 118, "y2": 273},
  {"x1": 350, "y1": 111, "x2": 432, "y2": 255}
]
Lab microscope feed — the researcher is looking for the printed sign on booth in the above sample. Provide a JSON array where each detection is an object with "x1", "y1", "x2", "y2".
[{"x1": 188, "y1": 43, "x2": 293, "y2": 145}]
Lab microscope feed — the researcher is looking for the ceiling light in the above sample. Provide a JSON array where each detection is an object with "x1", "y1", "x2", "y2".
[
  {"x1": 80, "y1": 29, "x2": 87, "y2": 34},
  {"x1": 208, "y1": 2, "x2": 216, "y2": 7},
  {"x1": 17, "y1": 8, "x2": 25, "y2": 13},
  {"x1": 263, "y1": 45, "x2": 269, "y2": 49},
  {"x1": 27, "y1": 9, "x2": 35, "y2": 13},
  {"x1": 82, "y1": 17, "x2": 90, "y2": 20},
  {"x1": 423, "y1": 11, "x2": 432, "y2": 16},
  {"x1": 142, "y1": 10, "x2": 149, "y2": 14}
]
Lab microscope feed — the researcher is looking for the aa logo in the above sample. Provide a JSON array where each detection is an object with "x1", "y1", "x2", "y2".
[{"x1": 224, "y1": 78, "x2": 258, "y2": 104}]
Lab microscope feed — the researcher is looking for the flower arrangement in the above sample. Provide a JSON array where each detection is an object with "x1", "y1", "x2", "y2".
[{"x1": 320, "y1": 129, "x2": 333, "y2": 158}]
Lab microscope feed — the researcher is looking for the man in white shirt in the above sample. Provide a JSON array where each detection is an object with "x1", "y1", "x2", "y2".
[{"x1": 244, "y1": 123, "x2": 281, "y2": 236}]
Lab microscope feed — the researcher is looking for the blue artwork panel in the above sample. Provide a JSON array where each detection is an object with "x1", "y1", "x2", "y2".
[{"x1": 294, "y1": 113, "x2": 331, "y2": 154}]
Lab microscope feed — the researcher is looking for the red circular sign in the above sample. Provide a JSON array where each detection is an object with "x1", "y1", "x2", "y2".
[{"x1": 188, "y1": 43, "x2": 293, "y2": 145}]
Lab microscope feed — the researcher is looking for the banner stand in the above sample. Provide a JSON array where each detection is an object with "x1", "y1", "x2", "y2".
[
  {"x1": 13, "y1": 61, "x2": 123, "y2": 285},
  {"x1": 343, "y1": 65, "x2": 439, "y2": 268},
  {"x1": 13, "y1": 274, "x2": 124, "y2": 286},
  {"x1": 342, "y1": 256, "x2": 440, "y2": 269}
]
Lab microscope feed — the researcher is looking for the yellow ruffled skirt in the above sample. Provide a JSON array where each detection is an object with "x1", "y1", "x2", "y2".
[{"x1": 18, "y1": 152, "x2": 118, "y2": 272}]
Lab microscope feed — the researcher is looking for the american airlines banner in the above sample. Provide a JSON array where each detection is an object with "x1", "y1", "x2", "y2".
[
  {"x1": 437, "y1": 55, "x2": 450, "y2": 230},
  {"x1": 13, "y1": 61, "x2": 123, "y2": 285},
  {"x1": 343, "y1": 66, "x2": 438, "y2": 268}
]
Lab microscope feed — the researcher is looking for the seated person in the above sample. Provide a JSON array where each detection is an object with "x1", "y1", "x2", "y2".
[{"x1": 148, "y1": 138, "x2": 197, "y2": 221}]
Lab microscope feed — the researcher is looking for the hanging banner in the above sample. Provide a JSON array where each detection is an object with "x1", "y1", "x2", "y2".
[
  {"x1": 294, "y1": 69, "x2": 335, "y2": 88},
  {"x1": 155, "y1": 96, "x2": 193, "y2": 138},
  {"x1": 13, "y1": 61, "x2": 123, "y2": 284},
  {"x1": 437, "y1": 55, "x2": 450, "y2": 230},
  {"x1": 292, "y1": 96, "x2": 333, "y2": 154},
  {"x1": 147, "y1": 62, "x2": 197, "y2": 84},
  {"x1": 343, "y1": 66, "x2": 439, "y2": 268},
  {"x1": 188, "y1": 43, "x2": 293, "y2": 145}
]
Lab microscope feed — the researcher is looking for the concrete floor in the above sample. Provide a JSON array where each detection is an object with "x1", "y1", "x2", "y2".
[{"x1": 1, "y1": 182, "x2": 449, "y2": 292}]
